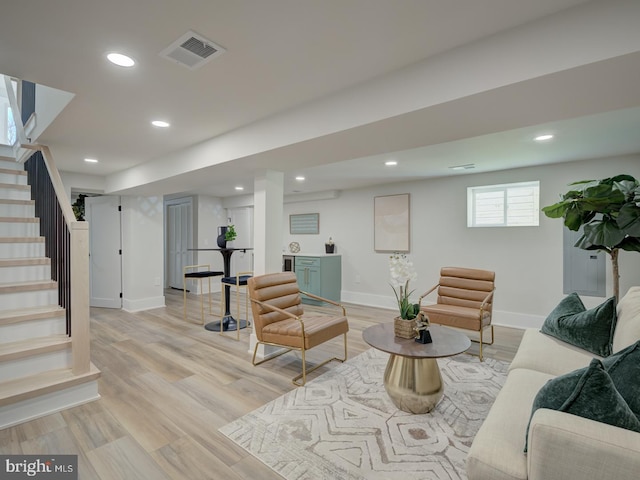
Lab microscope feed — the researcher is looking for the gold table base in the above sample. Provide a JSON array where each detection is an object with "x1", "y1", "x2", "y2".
[{"x1": 383, "y1": 354, "x2": 443, "y2": 414}]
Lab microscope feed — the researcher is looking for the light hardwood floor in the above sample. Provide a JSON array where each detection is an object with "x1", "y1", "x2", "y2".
[{"x1": 0, "y1": 289, "x2": 524, "y2": 479}]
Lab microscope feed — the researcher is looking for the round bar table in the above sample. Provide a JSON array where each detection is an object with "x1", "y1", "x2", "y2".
[
  {"x1": 187, "y1": 247, "x2": 252, "y2": 332},
  {"x1": 363, "y1": 322, "x2": 471, "y2": 414}
]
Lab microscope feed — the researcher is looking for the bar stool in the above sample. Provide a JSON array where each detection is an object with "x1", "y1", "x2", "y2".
[
  {"x1": 220, "y1": 271, "x2": 253, "y2": 340},
  {"x1": 183, "y1": 264, "x2": 224, "y2": 324}
]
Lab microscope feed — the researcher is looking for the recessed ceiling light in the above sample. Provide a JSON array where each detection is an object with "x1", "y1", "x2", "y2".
[
  {"x1": 151, "y1": 120, "x2": 170, "y2": 128},
  {"x1": 295, "y1": 176, "x2": 305, "y2": 181},
  {"x1": 106, "y1": 52, "x2": 135, "y2": 67},
  {"x1": 385, "y1": 160, "x2": 398, "y2": 166},
  {"x1": 534, "y1": 134, "x2": 554, "y2": 141},
  {"x1": 84, "y1": 158, "x2": 98, "y2": 163},
  {"x1": 234, "y1": 186, "x2": 244, "y2": 191},
  {"x1": 449, "y1": 163, "x2": 475, "y2": 171}
]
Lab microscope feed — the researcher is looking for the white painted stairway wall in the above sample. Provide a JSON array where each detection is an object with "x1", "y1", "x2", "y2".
[{"x1": 0, "y1": 157, "x2": 100, "y2": 429}]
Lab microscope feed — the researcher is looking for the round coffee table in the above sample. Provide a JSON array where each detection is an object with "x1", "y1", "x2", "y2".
[{"x1": 362, "y1": 322, "x2": 471, "y2": 414}]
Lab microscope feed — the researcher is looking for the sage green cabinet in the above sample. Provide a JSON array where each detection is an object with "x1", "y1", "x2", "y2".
[{"x1": 294, "y1": 255, "x2": 341, "y2": 305}]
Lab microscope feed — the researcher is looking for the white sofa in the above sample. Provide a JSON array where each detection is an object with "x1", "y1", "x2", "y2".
[{"x1": 467, "y1": 286, "x2": 640, "y2": 480}]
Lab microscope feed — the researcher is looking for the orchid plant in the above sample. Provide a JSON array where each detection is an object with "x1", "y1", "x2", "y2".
[{"x1": 389, "y1": 253, "x2": 420, "y2": 320}]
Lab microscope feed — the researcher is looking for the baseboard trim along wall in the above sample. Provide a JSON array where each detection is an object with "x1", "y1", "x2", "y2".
[
  {"x1": 341, "y1": 290, "x2": 545, "y2": 330},
  {"x1": 122, "y1": 296, "x2": 166, "y2": 312}
]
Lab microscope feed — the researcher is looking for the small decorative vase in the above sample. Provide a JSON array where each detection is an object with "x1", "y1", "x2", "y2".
[
  {"x1": 217, "y1": 226, "x2": 227, "y2": 248},
  {"x1": 394, "y1": 316, "x2": 417, "y2": 339}
]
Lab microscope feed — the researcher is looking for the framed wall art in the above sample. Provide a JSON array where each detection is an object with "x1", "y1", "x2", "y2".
[
  {"x1": 374, "y1": 193, "x2": 410, "y2": 252},
  {"x1": 290, "y1": 213, "x2": 319, "y2": 234}
]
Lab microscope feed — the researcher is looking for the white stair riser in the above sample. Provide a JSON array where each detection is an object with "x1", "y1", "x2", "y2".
[
  {"x1": 0, "y1": 222, "x2": 39, "y2": 237},
  {"x1": 0, "y1": 188, "x2": 31, "y2": 201},
  {"x1": 0, "y1": 380, "x2": 99, "y2": 430},
  {"x1": 0, "y1": 349, "x2": 71, "y2": 383},
  {"x1": 0, "y1": 264, "x2": 51, "y2": 282},
  {"x1": 0, "y1": 161, "x2": 23, "y2": 172},
  {"x1": 0, "y1": 317, "x2": 66, "y2": 344},
  {"x1": 0, "y1": 289, "x2": 58, "y2": 310},
  {"x1": 0, "y1": 173, "x2": 27, "y2": 185},
  {"x1": 0, "y1": 243, "x2": 45, "y2": 258},
  {"x1": 0, "y1": 204, "x2": 35, "y2": 217}
]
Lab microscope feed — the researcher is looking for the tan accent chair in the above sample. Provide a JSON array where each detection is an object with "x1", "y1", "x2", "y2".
[
  {"x1": 419, "y1": 267, "x2": 495, "y2": 361},
  {"x1": 247, "y1": 272, "x2": 349, "y2": 386}
]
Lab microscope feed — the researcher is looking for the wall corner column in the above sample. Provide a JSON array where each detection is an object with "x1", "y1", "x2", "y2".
[{"x1": 250, "y1": 170, "x2": 285, "y2": 357}]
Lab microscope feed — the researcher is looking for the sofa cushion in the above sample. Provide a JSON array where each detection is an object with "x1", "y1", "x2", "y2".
[
  {"x1": 467, "y1": 368, "x2": 554, "y2": 480},
  {"x1": 613, "y1": 286, "x2": 640, "y2": 353},
  {"x1": 509, "y1": 328, "x2": 598, "y2": 376},
  {"x1": 525, "y1": 358, "x2": 640, "y2": 452},
  {"x1": 601, "y1": 340, "x2": 640, "y2": 419},
  {"x1": 540, "y1": 293, "x2": 617, "y2": 357}
]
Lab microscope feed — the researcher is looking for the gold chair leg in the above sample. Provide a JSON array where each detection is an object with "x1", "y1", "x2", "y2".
[
  {"x1": 251, "y1": 341, "x2": 292, "y2": 366},
  {"x1": 291, "y1": 334, "x2": 348, "y2": 387},
  {"x1": 199, "y1": 279, "x2": 205, "y2": 325},
  {"x1": 183, "y1": 276, "x2": 187, "y2": 322},
  {"x1": 208, "y1": 277, "x2": 212, "y2": 317},
  {"x1": 252, "y1": 337, "x2": 348, "y2": 387},
  {"x1": 235, "y1": 283, "x2": 240, "y2": 341},
  {"x1": 471, "y1": 325, "x2": 494, "y2": 362}
]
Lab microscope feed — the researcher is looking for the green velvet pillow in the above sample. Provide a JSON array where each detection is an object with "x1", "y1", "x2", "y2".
[
  {"x1": 601, "y1": 340, "x2": 640, "y2": 419},
  {"x1": 525, "y1": 358, "x2": 640, "y2": 452},
  {"x1": 540, "y1": 293, "x2": 617, "y2": 356}
]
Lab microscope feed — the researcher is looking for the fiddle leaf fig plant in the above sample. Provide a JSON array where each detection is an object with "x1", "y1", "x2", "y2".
[{"x1": 542, "y1": 174, "x2": 640, "y2": 299}]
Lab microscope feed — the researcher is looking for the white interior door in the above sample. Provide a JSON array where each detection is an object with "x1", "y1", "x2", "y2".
[
  {"x1": 167, "y1": 201, "x2": 192, "y2": 289},
  {"x1": 86, "y1": 195, "x2": 122, "y2": 308}
]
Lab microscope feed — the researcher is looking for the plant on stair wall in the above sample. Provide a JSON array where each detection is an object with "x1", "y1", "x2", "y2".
[
  {"x1": 71, "y1": 194, "x2": 87, "y2": 221},
  {"x1": 542, "y1": 175, "x2": 640, "y2": 299}
]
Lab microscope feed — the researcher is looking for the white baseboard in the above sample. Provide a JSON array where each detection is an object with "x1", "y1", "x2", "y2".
[
  {"x1": 340, "y1": 290, "x2": 545, "y2": 330},
  {"x1": 492, "y1": 310, "x2": 545, "y2": 330},
  {"x1": 0, "y1": 381, "x2": 100, "y2": 429},
  {"x1": 122, "y1": 296, "x2": 166, "y2": 312},
  {"x1": 341, "y1": 290, "x2": 397, "y2": 311}
]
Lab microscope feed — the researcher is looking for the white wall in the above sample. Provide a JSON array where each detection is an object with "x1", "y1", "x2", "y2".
[
  {"x1": 60, "y1": 171, "x2": 106, "y2": 204},
  {"x1": 31, "y1": 84, "x2": 74, "y2": 142},
  {"x1": 283, "y1": 155, "x2": 640, "y2": 329},
  {"x1": 121, "y1": 196, "x2": 165, "y2": 311},
  {"x1": 194, "y1": 195, "x2": 226, "y2": 281}
]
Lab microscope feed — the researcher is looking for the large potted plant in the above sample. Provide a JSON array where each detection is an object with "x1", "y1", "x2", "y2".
[{"x1": 542, "y1": 174, "x2": 640, "y2": 299}]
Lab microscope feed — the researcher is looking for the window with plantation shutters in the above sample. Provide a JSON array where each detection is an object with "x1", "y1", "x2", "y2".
[{"x1": 467, "y1": 181, "x2": 540, "y2": 227}]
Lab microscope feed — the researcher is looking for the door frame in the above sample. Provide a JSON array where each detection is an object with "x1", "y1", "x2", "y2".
[
  {"x1": 164, "y1": 196, "x2": 194, "y2": 290},
  {"x1": 85, "y1": 195, "x2": 122, "y2": 308}
]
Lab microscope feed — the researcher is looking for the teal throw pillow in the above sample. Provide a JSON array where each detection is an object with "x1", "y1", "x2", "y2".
[
  {"x1": 540, "y1": 293, "x2": 617, "y2": 356},
  {"x1": 601, "y1": 340, "x2": 640, "y2": 419},
  {"x1": 525, "y1": 358, "x2": 640, "y2": 452}
]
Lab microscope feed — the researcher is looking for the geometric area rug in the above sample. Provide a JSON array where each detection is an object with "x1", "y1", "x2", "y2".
[{"x1": 220, "y1": 348, "x2": 508, "y2": 480}]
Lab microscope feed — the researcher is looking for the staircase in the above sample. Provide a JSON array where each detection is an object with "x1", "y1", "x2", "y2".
[{"x1": 0, "y1": 156, "x2": 100, "y2": 429}]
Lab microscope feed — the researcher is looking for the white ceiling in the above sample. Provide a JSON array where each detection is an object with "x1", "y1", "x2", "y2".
[{"x1": 2, "y1": 0, "x2": 639, "y2": 197}]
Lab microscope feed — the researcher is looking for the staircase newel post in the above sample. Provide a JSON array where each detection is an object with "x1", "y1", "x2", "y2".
[{"x1": 71, "y1": 220, "x2": 90, "y2": 375}]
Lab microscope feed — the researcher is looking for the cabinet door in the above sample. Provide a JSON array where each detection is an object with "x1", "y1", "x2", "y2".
[
  {"x1": 306, "y1": 267, "x2": 321, "y2": 296},
  {"x1": 296, "y1": 266, "x2": 320, "y2": 293}
]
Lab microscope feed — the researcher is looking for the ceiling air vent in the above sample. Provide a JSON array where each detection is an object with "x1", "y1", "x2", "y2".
[{"x1": 160, "y1": 30, "x2": 225, "y2": 70}]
